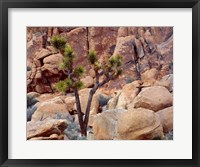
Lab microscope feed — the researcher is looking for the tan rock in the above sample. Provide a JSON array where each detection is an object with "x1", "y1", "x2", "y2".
[
  {"x1": 116, "y1": 108, "x2": 164, "y2": 140},
  {"x1": 41, "y1": 53, "x2": 63, "y2": 75},
  {"x1": 27, "y1": 92, "x2": 40, "y2": 98},
  {"x1": 88, "y1": 114, "x2": 97, "y2": 127},
  {"x1": 46, "y1": 46, "x2": 59, "y2": 54},
  {"x1": 156, "y1": 106, "x2": 173, "y2": 133},
  {"x1": 27, "y1": 119, "x2": 67, "y2": 140},
  {"x1": 118, "y1": 27, "x2": 128, "y2": 37},
  {"x1": 89, "y1": 69, "x2": 96, "y2": 78},
  {"x1": 154, "y1": 80, "x2": 171, "y2": 92},
  {"x1": 141, "y1": 68, "x2": 158, "y2": 86},
  {"x1": 107, "y1": 91, "x2": 121, "y2": 110},
  {"x1": 31, "y1": 98, "x2": 72, "y2": 122},
  {"x1": 93, "y1": 109, "x2": 126, "y2": 140},
  {"x1": 133, "y1": 86, "x2": 173, "y2": 112},
  {"x1": 134, "y1": 38, "x2": 145, "y2": 58},
  {"x1": 64, "y1": 96, "x2": 76, "y2": 111},
  {"x1": 33, "y1": 58, "x2": 42, "y2": 67},
  {"x1": 35, "y1": 48, "x2": 51, "y2": 59},
  {"x1": 81, "y1": 76, "x2": 94, "y2": 88},
  {"x1": 35, "y1": 84, "x2": 52, "y2": 94},
  {"x1": 43, "y1": 53, "x2": 63, "y2": 65},
  {"x1": 29, "y1": 134, "x2": 64, "y2": 140},
  {"x1": 116, "y1": 80, "x2": 141, "y2": 109},
  {"x1": 160, "y1": 74, "x2": 173, "y2": 92}
]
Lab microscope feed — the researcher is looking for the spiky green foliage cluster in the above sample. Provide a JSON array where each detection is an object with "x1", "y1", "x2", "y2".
[
  {"x1": 74, "y1": 80, "x2": 84, "y2": 90},
  {"x1": 59, "y1": 44, "x2": 76, "y2": 70},
  {"x1": 108, "y1": 55, "x2": 123, "y2": 67},
  {"x1": 73, "y1": 66, "x2": 85, "y2": 78},
  {"x1": 50, "y1": 35, "x2": 86, "y2": 92},
  {"x1": 88, "y1": 50, "x2": 97, "y2": 64},
  {"x1": 64, "y1": 44, "x2": 75, "y2": 58},
  {"x1": 50, "y1": 35, "x2": 67, "y2": 49},
  {"x1": 55, "y1": 79, "x2": 72, "y2": 92}
]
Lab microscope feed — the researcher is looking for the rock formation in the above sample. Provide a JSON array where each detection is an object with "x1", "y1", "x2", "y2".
[{"x1": 26, "y1": 26, "x2": 173, "y2": 140}]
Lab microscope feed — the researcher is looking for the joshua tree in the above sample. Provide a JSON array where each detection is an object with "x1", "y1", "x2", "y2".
[{"x1": 51, "y1": 35, "x2": 123, "y2": 136}]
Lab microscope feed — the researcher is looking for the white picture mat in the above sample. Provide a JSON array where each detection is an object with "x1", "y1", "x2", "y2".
[{"x1": 8, "y1": 8, "x2": 192, "y2": 159}]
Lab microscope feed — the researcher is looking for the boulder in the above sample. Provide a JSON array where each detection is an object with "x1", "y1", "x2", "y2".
[
  {"x1": 64, "y1": 96, "x2": 76, "y2": 112},
  {"x1": 141, "y1": 68, "x2": 158, "y2": 86},
  {"x1": 27, "y1": 92, "x2": 40, "y2": 98},
  {"x1": 116, "y1": 108, "x2": 164, "y2": 140},
  {"x1": 43, "y1": 53, "x2": 63, "y2": 65},
  {"x1": 81, "y1": 76, "x2": 94, "y2": 88},
  {"x1": 156, "y1": 106, "x2": 173, "y2": 133},
  {"x1": 41, "y1": 53, "x2": 63, "y2": 75},
  {"x1": 31, "y1": 97, "x2": 73, "y2": 122},
  {"x1": 27, "y1": 119, "x2": 67, "y2": 140},
  {"x1": 134, "y1": 38, "x2": 145, "y2": 58},
  {"x1": 133, "y1": 86, "x2": 173, "y2": 111},
  {"x1": 29, "y1": 134, "x2": 64, "y2": 140},
  {"x1": 35, "y1": 48, "x2": 51, "y2": 60},
  {"x1": 158, "y1": 74, "x2": 173, "y2": 92},
  {"x1": 89, "y1": 69, "x2": 96, "y2": 78},
  {"x1": 93, "y1": 109, "x2": 126, "y2": 140},
  {"x1": 116, "y1": 80, "x2": 141, "y2": 109},
  {"x1": 107, "y1": 91, "x2": 121, "y2": 110}
]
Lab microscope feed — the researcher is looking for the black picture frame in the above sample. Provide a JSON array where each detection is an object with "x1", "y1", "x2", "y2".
[{"x1": 0, "y1": 0, "x2": 199, "y2": 166}]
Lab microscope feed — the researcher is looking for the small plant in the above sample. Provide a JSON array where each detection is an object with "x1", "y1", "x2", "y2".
[
  {"x1": 98, "y1": 94, "x2": 111, "y2": 107},
  {"x1": 50, "y1": 35, "x2": 66, "y2": 49}
]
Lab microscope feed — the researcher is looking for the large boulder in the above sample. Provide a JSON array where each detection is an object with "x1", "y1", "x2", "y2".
[
  {"x1": 42, "y1": 53, "x2": 63, "y2": 75},
  {"x1": 35, "y1": 48, "x2": 51, "y2": 60},
  {"x1": 93, "y1": 108, "x2": 164, "y2": 140},
  {"x1": 27, "y1": 92, "x2": 40, "y2": 98},
  {"x1": 27, "y1": 119, "x2": 67, "y2": 140},
  {"x1": 32, "y1": 96, "x2": 73, "y2": 122},
  {"x1": 156, "y1": 106, "x2": 173, "y2": 133},
  {"x1": 133, "y1": 86, "x2": 173, "y2": 111},
  {"x1": 141, "y1": 68, "x2": 158, "y2": 86},
  {"x1": 116, "y1": 80, "x2": 141, "y2": 109},
  {"x1": 116, "y1": 108, "x2": 164, "y2": 140},
  {"x1": 93, "y1": 109, "x2": 126, "y2": 140},
  {"x1": 81, "y1": 76, "x2": 94, "y2": 88},
  {"x1": 154, "y1": 74, "x2": 173, "y2": 92}
]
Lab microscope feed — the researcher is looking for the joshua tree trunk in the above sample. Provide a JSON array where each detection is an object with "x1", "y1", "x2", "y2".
[
  {"x1": 83, "y1": 88, "x2": 96, "y2": 134},
  {"x1": 74, "y1": 88, "x2": 87, "y2": 136}
]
